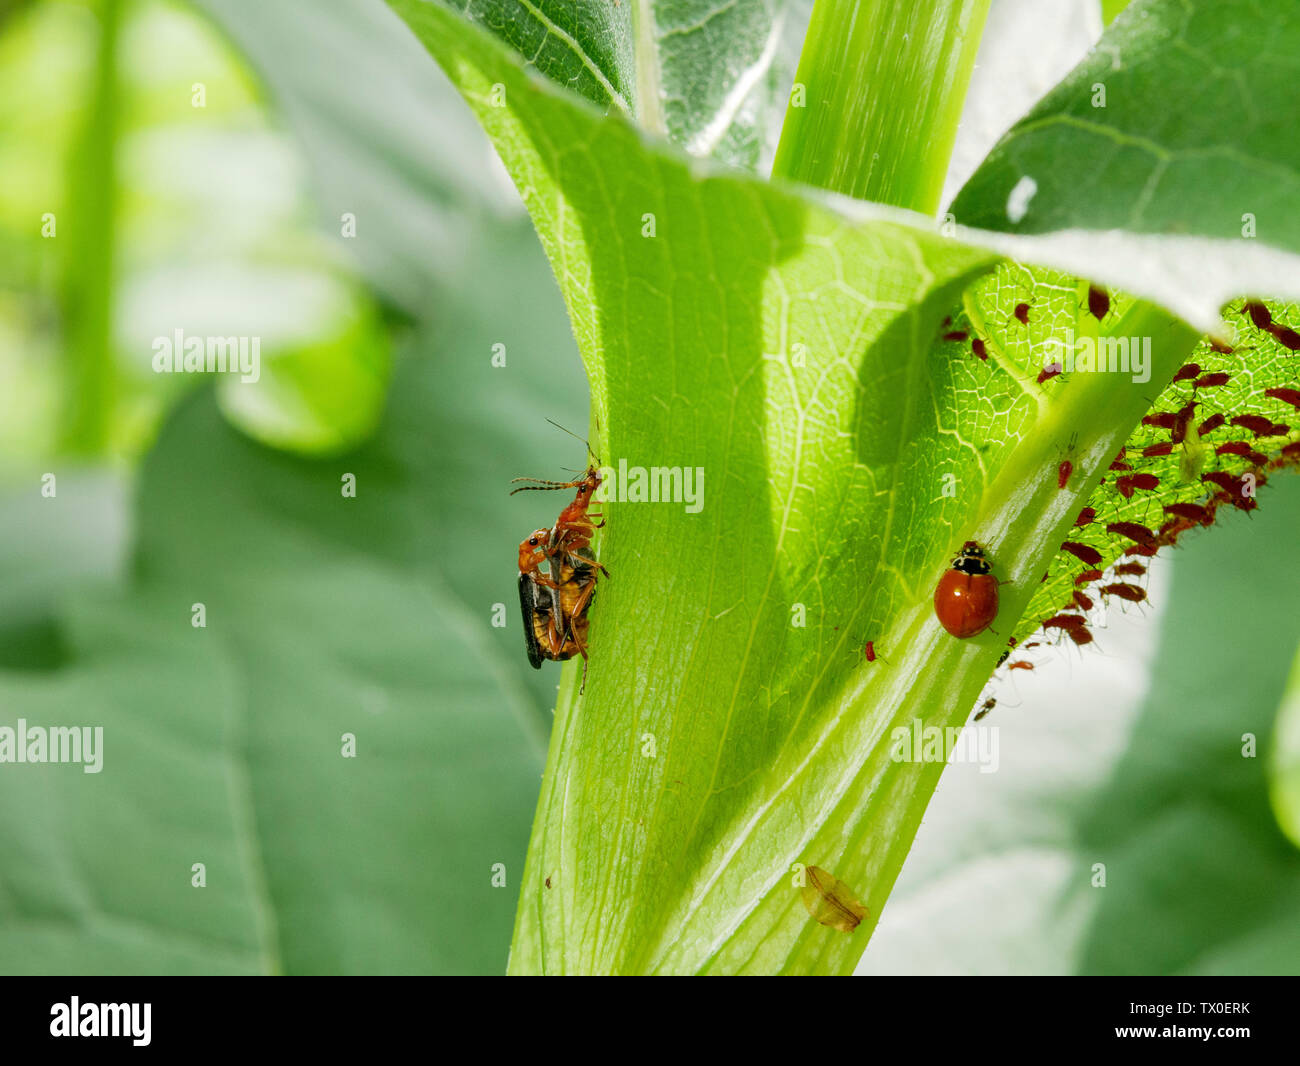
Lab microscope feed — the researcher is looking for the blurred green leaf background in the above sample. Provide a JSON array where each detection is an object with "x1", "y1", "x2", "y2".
[{"x1": 1, "y1": 0, "x2": 1296, "y2": 974}]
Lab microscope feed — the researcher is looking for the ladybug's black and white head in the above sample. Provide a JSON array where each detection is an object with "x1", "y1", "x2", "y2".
[{"x1": 951, "y1": 540, "x2": 992, "y2": 575}]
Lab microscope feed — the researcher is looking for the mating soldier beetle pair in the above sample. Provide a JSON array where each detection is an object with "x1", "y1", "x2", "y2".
[{"x1": 512, "y1": 423, "x2": 608, "y2": 691}]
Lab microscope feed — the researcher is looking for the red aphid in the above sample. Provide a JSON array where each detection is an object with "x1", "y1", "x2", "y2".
[
  {"x1": 1043, "y1": 614, "x2": 1087, "y2": 630},
  {"x1": 1171, "y1": 402, "x2": 1198, "y2": 444},
  {"x1": 1142, "y1": 442, "x2": 1175, "y2": 458},
  {"x1": 1124, "y1": 544, "x2": 1159, "y2": 557},
  {"x1": 1115, "y1": 473, "x2": 1160, "y2": 499},
  {"x1": 1037, "y1": 364, "x2": 1062, "y2": 384},
  {"x1": 1264, "y1": 387, "x2": 1300, "y2": 410},
  {"x1": 1197, "y1": 413, "x2": 1226, "y2": 435},
  {"x1": 1087, "y1": 284, "x2": 1109, "y2": 320},
  {"x1": 1075, "y1": 569, "x2": 1103, "y2": 585},
  {"x1": 1110, "y1": 458, "x2": 1132, "y2": 471},
  {"x1": 1208, "y1": 338, "x2": 1235, "y2": 354},
  {"x1": 1160, "y1": 516, "x2": 1197, "y2": 538},
  {"x1": 1283, "y1": 441, "x2": 1300, "y2": 459},
  {"x1": 1007, "y1": 660, "x2": 1035, "y2": 671},
  {"x1": 943, "y1": 330, "x2": 969, "y2": 342},
  {"x1": 1243, "y1": 300, "x2": 1272, "y2": 331},
  {"x1": 863, "y1": 641, "x2": 877, "y2": 663},
  {"x1": 1171, "y1": 363, "x2": 1201, "y2": 384},
  {"x1": 1142, "y1": 412, "x2": 1179, "y2": 430},
  {"x1": 1202, "y1": 471, "x2": 1242, "y2": 493},
  {"x1": 1101, "y1": 583, "x2": 1147, "y2": 603},
  {"x1": 971, "y1": 338, "x2": 988, "y2": 360},
  {"x1": 1113, "y1": 561, "x2": 1146, "y2": 577},
  {"x1": 1216, "y1": 441, "x2": 1268, "y2": 464},
  {"x1": 1269, "y1": 325, "x2": 1300, "y2": 351},
  {"x1": 1061, "y1": 541, "x2": 1103, "y2": 566},
  {"x1": 1014, "y1": 302, "x2": 1030, "y2": 325},
  {"x1": 1194, "y1": 372, "x2": 1230, "y2": 390},
  {"x1": 1231, "y1": 414, "x2": 1285, "y2": 437},
  {"x1": 1066, "y1": 627, "x2": 1094, "y2": 646},
  {"x1": 933, "y1": 541, "x2": 1000, "y2": 639},
  {"x1": 1107, "y1": 521, "x2": 1156, "y2": 547},
  {"x1": 1057, "y1": 460, "x2": 1073, "y2": 489},
  {"x1": 1163, "y1": 502, "x2": 1211, "y2": 524},
  {"x1": 1073, "y1": 590, "x2": 1094, "y2": 611},
  {"x1": 1075, "y1": 506, "x2": 1096, "y2": 527}
]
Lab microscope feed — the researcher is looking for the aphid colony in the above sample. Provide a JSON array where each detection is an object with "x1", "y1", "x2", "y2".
[{"x1": 512, "y1": 442, "x2": 607, "y2": 691}]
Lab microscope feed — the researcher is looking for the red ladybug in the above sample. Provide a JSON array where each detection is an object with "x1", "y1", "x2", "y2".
[{"x1": 934, "y1": 540, "x2": 1000, "y2": 638}]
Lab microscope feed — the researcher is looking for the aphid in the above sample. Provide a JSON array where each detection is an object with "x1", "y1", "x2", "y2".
[
  {"x1": 974, "y1": 697, "x2": 997, "y2": 721},
  {"x1": 1208, "y1": 338, "x2": 1235, "y2": 354},
  {"x1": 1171, "y1": 363, "x2": 1201, "y2": 384},
  {"x1": 1013, "y1": 302, "x2": 1030, "y2": 325},
  {"x1": 1073, "y1": 590, "x2": 1094, "y2": 611},
  {"x1": 1066, "y1": 626, "x2": 1094, "y2": 646},
  {"x1": 1283, "y1": 441, "x2": 1300, "y2": 459},
  {"x1": 971, "y1": 338, "x2": 988, "y2": 361},
  {"x1": 800, "y1": 866, "x2": 868, "y2": 934},
  {"x1": 1193, "y1": 372, "x2": 1230, "y2": 390},
  {"x1": 1037, "y1": 363, "x2": 1062, "y2": 384},
  {"x1": 1042, "y1": 613, "x2": 1087, "y2": 630},
  {"x1": 1142, "y1": 442, "x2": 1175, "y2": 458},
  {"x1": 1197, "y1": 413, "x2": 1226, "y2": 435},
  {"x1": 1243, "y1": 299, "x2": 1273, "y2": 331},
  {"x1": 1075, "y1": 568, "x2": 1103, "y2": 585},
  {"x1": 1109, "y1": 457, "x2": 1132, "y2": 472},
  {"x1": 1269, "y1": 325, "x2": 1300, "y2": 351},
  {"x1": 1142, "y1": 412, "x2": 1179, "y2": 430},
  {"x1": 1171, "y1": 401, "x2": 1198, "y2": 445},
  {"x1": 1007, "y1": 660, "x2": 1035, "y2": 671},
  {"x1": 1159, "y1": 515, "x2": 1196, "y2": 538},
  {"x1": 1113, "y1": 561, "x2": 1146, "y2": 576},
  {"x1": 1116, "y1": 472, "x2": 1160, "y2": 499},
  {"x1": 1215, "y1": 441, "x2": 1268, "y2": 465},
  {"x1": 1057, "y1": 460, "x2": 1073, "y2": 489},
  {"x1": 943, "y1": 329, "x2": 969, "y2": 342},
  {"x1": 1124, "y1": 544, "x2": 1159, "y2": 557},
  {"x1": 1231, "y1": 414, "x2": 1288, "y2": 437},
  {"x1": 1107, "y1": 520, "x2": 1156, "y2": 547},
  {"x1": 1100, "y1": 582, "x2": 1147, "y2": 603},
  {"x1": 862, "y1": 640, "x2": 880, "y2": 664},
  {"x1": 1264, "y1": 387, "x2": 1300, "y2": 410},
  {"x1": 1202, "y1": 471, "x2": 1244, "y2": 494},
  {"x1": 1163, "y1": 502, "x2": 1212, "y2": 524},
  {"x1": 1075, "y1": 506, "x2": 1097, "y2": 527},
  {"x1": 1061, "y1": 541, "x2": 1102, "y2": 566},
  {"x1": 1087, "y1": 284, "x2": 1110, "y2": 320},
  {"x1": 933, "y1": 541, "x2": 1000, "y2": 639}
]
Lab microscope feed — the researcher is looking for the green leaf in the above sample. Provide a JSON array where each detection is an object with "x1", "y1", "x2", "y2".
[
  {"x1": 863, "y1": 476, "x2": 1300, "y2": 975},
  {"x1": 951, "y1": 0, "x2": 1300, "y2": 251},
  {"x1": 1269, "y1": 639, "x2": 1300, "y2": 853},
  {"x1": 385, "y1": 0, "x2": 811, "y2": 171},
  {"x1": 386, "y1": 0, "x2": 1300, "y2": 974}
]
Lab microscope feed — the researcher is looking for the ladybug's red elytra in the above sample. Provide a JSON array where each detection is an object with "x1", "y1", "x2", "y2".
[{"x1": 934, "y1": 540, "x2": 1000, "y2": 639}]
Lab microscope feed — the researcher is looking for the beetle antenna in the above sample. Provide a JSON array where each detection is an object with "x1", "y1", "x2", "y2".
[{"x1": 545, "y1": 419, "x2": 602, "y2": 465}]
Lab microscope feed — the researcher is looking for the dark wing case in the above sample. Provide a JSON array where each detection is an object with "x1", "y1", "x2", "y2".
[{"x1": 518, "y1": 572, "x2": 545, "y2": 669}]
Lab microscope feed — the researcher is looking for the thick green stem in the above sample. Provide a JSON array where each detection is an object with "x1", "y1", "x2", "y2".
[
  {"x1": 59, "y1": 0, "x2": 120, "y2": 455},
  {"x1": 772, "y1": 0, "x2": 990, "y2": 212}
]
